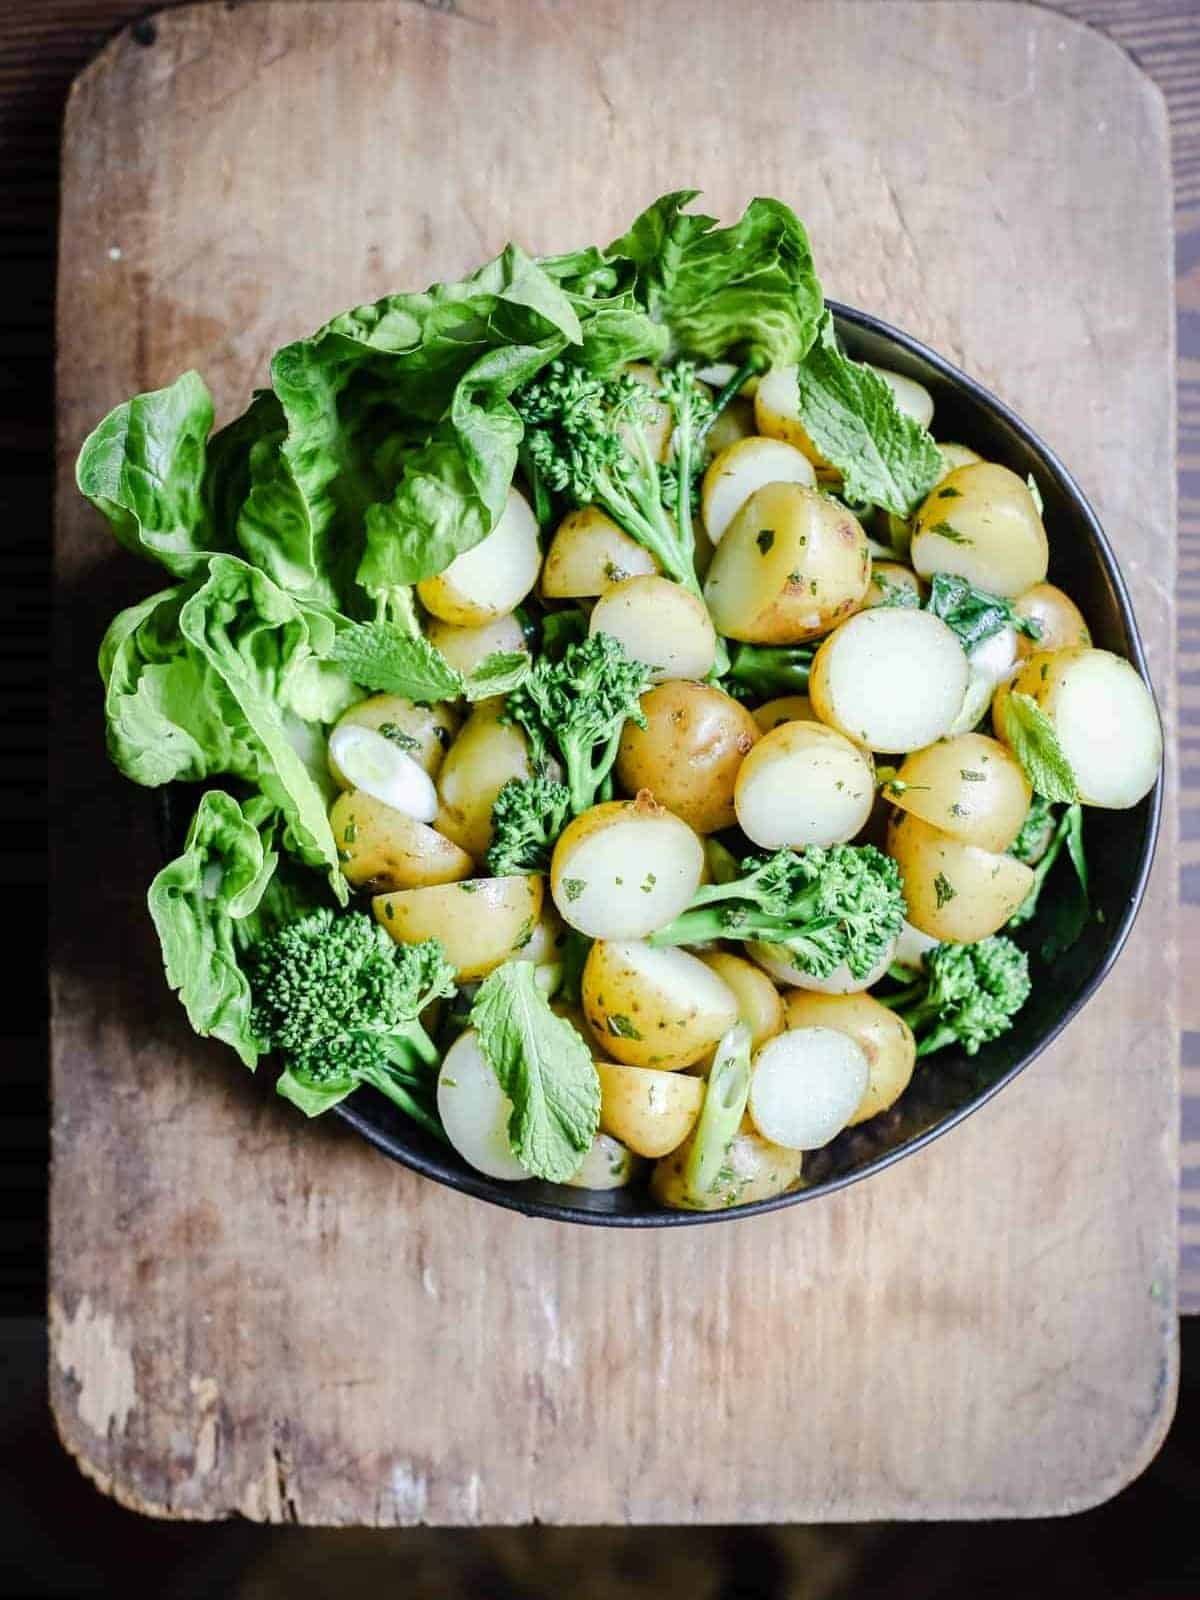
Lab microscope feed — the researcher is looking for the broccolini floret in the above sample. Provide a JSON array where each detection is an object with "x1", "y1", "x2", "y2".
[
  {"x1": 513, "y1": 359, "x2": 711, "y2": 605},
  {"x1": 503, "y1": 632, "x2": 650, "y2": 815},
  {"x1": 486, "y1": 777, "x2": 573, "y2": 877},
  {"x1": 648, "y1": 844, "x2": 905, "y2": 981},
  {"x1": 249, "y1": 909, "x2": 456, "y2": 1131},
  {"x1": 879, "y1": 935, "x2": 1031, "y2": 1057}
]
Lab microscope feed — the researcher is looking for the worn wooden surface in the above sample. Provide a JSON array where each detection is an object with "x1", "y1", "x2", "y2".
[{"x1": 50, "y1": 0, "x2": 1178, "y2": 1522}]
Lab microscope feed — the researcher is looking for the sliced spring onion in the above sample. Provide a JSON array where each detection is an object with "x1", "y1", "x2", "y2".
[
  {"x1": 684, "y1": 1021, "x2": 753, "y2": 1203},
  {"x1": 327, "y1": 723, "x2": 438, "y2": 822}
]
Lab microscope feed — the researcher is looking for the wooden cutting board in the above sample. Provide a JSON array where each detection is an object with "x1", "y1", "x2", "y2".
[{"x1": 51, "y1": 0, "x2": 1178, "y2": 1523}]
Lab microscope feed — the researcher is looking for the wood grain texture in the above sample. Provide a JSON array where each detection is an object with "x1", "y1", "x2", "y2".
[{"x1": 51, "y1": 0, "x2": 1178, "y2": 1522}]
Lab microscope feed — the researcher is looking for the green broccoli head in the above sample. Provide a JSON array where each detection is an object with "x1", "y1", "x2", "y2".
[
  {"x1": 504, "y1": 632, "x2": 649, "y2": 814},
  {"x1": 889, "y1": 935, "x2": 1031, "y2": 1057},
  {"x1": 487, "y1": 777, "x2": 573, "y2": 877}
]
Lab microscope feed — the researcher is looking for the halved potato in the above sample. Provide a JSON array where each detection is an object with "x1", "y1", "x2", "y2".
[
  {"x1": 912, "y1": 463, "x2": 1048, "y2": 599},
  {"x1": 703, "y1": 481, "x2": 871, "y2": 644},
  {"x1": 589, "y1": 575, "x2": 717, "y2": 682},
  {"x1": 541, "y1": 506, "x2": 659, "y2": 599},
  {"x1": 435, "y1": 698, "x2": 542, "y2": 861},
  {"x1": 651, "y1": 1119, "x2": 804, "y2": 1210},
  {"x1": 550, "y1": 795, "x2": 705, "y2": 939},
  {"x1": 700, "y1": 436, "x2": 816, "y2": 545},
  {"x1": 782, "y1": 991, "x2": 917, "y2": 1127},
  {"x1": 749, "y1": 939, "x2": 898, "y2": 996},
  {"x1": 753, "y1": 364, "x2": 837, "y2": 477},
  {"x1": 734, "y1": 718, "x2": 875, "y2": 849},
  {"x1": 809, "y1": 608, "x2": 968, "y2": 753},
  {"x1": 329, "y1": 694, "x2": 458, "y2": 783},
  {"x1": 596, "y1": 1060, "x2": 704, "y2": 1158},
  {"x1": 996, "y1": 647, "x2": 1161, "y2": 810},
  {"x1": 564, "y1": 1131, "x2": 642, "y2": 1190},
  {"x1": 437, "y1": 1030, "x2": 529, "y2": 1182},
  {"x1": 868, "y1": 366, "x2": 934, "y2": 428},
  {"x1": 417, "y1": 487, "x2": 541, "y2": 625},
  {"x1": 330, "y1": 789, "x2": 474, "y2": 892},
  {"x1": 886, "y1": 811, "x2": 1034, "y2": 942},
  {"x1": 752, "y1": 694, "x2": 816, "y2": 734},
  {"x1": 582, "y1": 939, "x2": 739, "y2": 1071},
  {"x1": 425, "y1": 612, "x2": 529, "y2": 680},
  {"x1": 373, "y1": 875, "x2": 543, "y2": 981},
  {"x1": 615, "y1": 681, "x2": 759, "y2": 834},
  {"x1": 1013, "y1": 583, "x2": 1092, "y2": 660},
  {"x1": 886, "y1": 731, "x2": 1031, "y2": 853},
  {"x1": 698, "y1": 951, "x2": 786, "y2": 1050},
  {"x1": 703, "y1": 394, "x2": 757, "y2": 459},
  {"x1": 747, "y1": 1026, "x2": 869, "y2": 1150}
]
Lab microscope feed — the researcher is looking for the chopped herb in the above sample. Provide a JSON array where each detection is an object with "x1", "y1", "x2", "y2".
[
  {"x1": 377, "y1": 722, "x2": 421, "y2": 754},
  {"x1": 384, "y1": 902, "x2": 394, "y2": 919},
  {"x1": 640, "y1": 872, "x2": 657, "y2": 893},
  {"x1": 949, "y1": 803, "x2": 968, "y2": 817},
  {"x1": 337, "y1": 848, "x2": 351, "y2": 863},
  {"x1": 927, "y1": 521, "x2": 972, "y2": 545},
  {"x1": 809, "y1": 579, "x2": 818, "y2": 595},
  {"x1": 441, "y1": 1076, "x2": 458, "y2": 1088},
  {"x1": 458, "y1": 881, "x2": 479, "y2": 894},
  {"x1": 934, "y1": 872, "x2": 957, "y2": 908},
  {"x1": 514, "y1": 917, "x2": 534, "y2": 949},
  {"x1": 756, "y1": 529, "x2": 776, "y2": 555},
  {"x1": 614, "y1": 876, "x2": 624, "y2": 886},
  {"x1": 960, "y1": 768, "x2": 986, "y2": 782},
  {"x1": 342, "y1": 820, "x2": 358, "y2": 844},
  {"x1": 562, "y1": 877, "x2": 586, "y2": 903},
  {"x1": 606, "y1": 1013, "x2": 643, "y2": 1041},
  {"x1": 938, "y1": 485, "x2": 963, "y2": 499},
  {"x1": 787, "y1": 569, "x2": 803, "y2": 584}
]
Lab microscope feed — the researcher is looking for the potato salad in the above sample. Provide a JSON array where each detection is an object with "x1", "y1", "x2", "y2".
[{"x1": 81, "y1": 190, "x2": 1162, "y2": 1211}]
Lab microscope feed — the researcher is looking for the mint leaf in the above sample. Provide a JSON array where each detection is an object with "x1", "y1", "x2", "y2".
[
  {"x1": 927, "y1": 573, "x2": 1038, "y2": 652},
  {"x1": 791, "y1": 314, "x2": 942, "y2": 516},
  {"x1": 463, "y1": 650, "x2": 531, "y2": 702},
  {"x1": 330, "y1": 622, "x2": 462, "y2": 704},
  {"x1": 999, "y1": 691, "x2": 1078, "y2": 802},
  {"x1": 470, "y1": 961, "x2": 600, "y2": 1181}
]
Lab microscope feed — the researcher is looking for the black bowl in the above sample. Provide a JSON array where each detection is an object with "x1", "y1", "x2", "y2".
[{"x1": 258, "y1": 303, "x2": 1166, "y2": 1224}]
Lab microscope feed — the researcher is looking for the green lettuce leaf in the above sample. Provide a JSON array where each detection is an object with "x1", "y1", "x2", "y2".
[
  {"x1": 606, "y1": 190, "x2": 823, "y2": 367},
  {"x1": 77, "y1": 371, "x2": 227, "y2": 576},
  {"x1": 792, "y1": 314, "x2": 943, "y2": 516},
  {"x1": 147, "y1": 791, "x2": 279, "y2": 1067},
  {"x1": 470, "y1": 961, "x2": 600, "y2": 1181}
]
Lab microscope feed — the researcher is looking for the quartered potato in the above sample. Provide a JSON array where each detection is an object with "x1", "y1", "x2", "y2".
[
  {"x1": 1013, "y1": 583, "x2": 1092, "y2": 659},
  {"x1": 615, "y1": 681, "x2": 759, "y2": 834},
  {"x1": 582, "y1": 940, "x2": 739, "y2": 1071},
  {"x1": 886, "y1": 731, "x2": 1032, "y2": 853},
  {"x1": 809, "y1": 608, "x2": 968, "y2": 753},
  {"x1": 997, "y1": 647, "x2": 1161, "y2": 809},
  {"x1": 589, "y1": 575, "x2": 717, "y2": 682},
  {"x1": 912, "y1": 463, "x2": 1048, "y2": 598},
  {"x1": 596, "y1": 1061, "x2": 704, "y2": 1158},
  {"x1": 425, "y1": 612, "x2": 529, "y2": 679},
  {"x1": 330, "y1": 789, "x2": 474, "y2": 893},
  {"x1": 703, "y1": 482, "x2": 871, "y2": 644},
  {"x1": 700, "y1": 435, "x2": 816, "y2": 545},
  {"x1": 541, "y1": 506, "x2": 659, "y2": 599},
  {"x1": 698, "y1": 951, "x2": 786, "y2": 1050},
  {"x1": 418, "y1": 487, "x2": 541, "y2": 625},
  {"x1": 782, "y1": 990, "x2": 917, "y2": 1127},
  {"x1": 886, "y1": 811, "x2": 1034, "y2": 942},
  {"x1": 752, "y1": 694, "x2": 816, "y2": 734},
  {"x1": 734, "y1": 719, "x2": 875, "y2": 849},
  {"x1": 651, "y1": 1119, "x2": 804, "y2": 1210},
  {"x1": 329, "y1": 694, "x2": 458, "y2": 782},
  {"x1": 550, "y1": 796, "x2": 705, "y2": 939},
  {"x1": 436, "y1": 698, "x2": 544, "y2": 861},
  {"x1": 374, "y1": 875, "x2": 543, "y2": 981}
]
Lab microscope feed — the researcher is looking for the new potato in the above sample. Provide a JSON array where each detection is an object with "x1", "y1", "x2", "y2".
[
  {"x1": 809, "y1": 607, "x2": 968, "y2": 752},
  {"x1": 698, "y1": 951, "x2": 786, "y2": 1050},
  {"x1": 651, "y1": 1119, "x2": 803, "y2": 1210},
  {"x1": 912, "y1": 463, "x2": 1048, "y2": 598},
  {"x1": 374, "y1": 875, "x2": 543, "y2": 980},
  {"x1": 1013, "y1": 583, "x2": 1091, "y2": 659},
  {"x1": 782, "y1": 990, "x2": 917, "y2": 1126},
  {"x1": 596, "y1": 1060, "x2": 704, "y2": 1158},
  {"x1": 589, "y1": 575, "x2": 717, "y2": 682},
  {"x1": 886, "y1": 732, "x2": 1031, "y2": 853},
  {"x1": 615, "y1": 681, "x2": 759, "y2": 834},
  {"x1": 734, "y1": 719, "x2": 875, "y2": 849},
  {"x1": 551, "y1": 796, "x2": 705, "y2": 939},
  {"x1": 541, "y1": 506, "x2": 659, "y2": 598},
  {"x1": 418, "y1": 486, "x2": 541, "y2": 626},
  {"x1": 436, "y1": 698, "x2": 544, "y2": 860},
  {"x1": 330, "y1": 789, "x2": 473, "y2": 893},
  {"x1": 425, "y1": 612, "x2": 529, "y2": 679},
  {"x1": 886, "y1": 811, "x2": 1034, "y2": 941},
  {"x1": 582, "y1": 940, "x2": 739, "y2": 1071}
]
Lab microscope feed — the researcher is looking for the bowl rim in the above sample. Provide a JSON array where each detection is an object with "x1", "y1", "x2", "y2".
[{"x1": 334, "y1": 299, "x2": 1164, "y2": 1227}]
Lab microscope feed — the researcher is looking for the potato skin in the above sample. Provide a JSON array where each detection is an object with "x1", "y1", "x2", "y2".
[
  {"x1": 596, "y1": 1061, "x2": 703, "y2": 1159},
  {"x1": 1013, "y1": 583, "x2": 1091, "y2": 660},
  {"x1": 435, "y1": 699, "x2": 541, "y2": 861},
  {"x1": 425, "y1": 612, "x2": 529, "y2": 679},
  {"x1": 753, "y1": 364, "x2": 837, "y2": 478},
  {"x1": 886, "y1": 810, "x2": 1034, "y2": 942},
  {"x1": 329, "y1": 789, "x2": 473, "y2": 892},
  {"x1": 752, "y1": 694, "x2": 815, "y2": 734},
  {"x1": 582, "y1": 940, "x2": 739, "y2": 1071},
  {"x1": 615, "y1": 681, "x2": 759, "y2": 833},
  {"x1": 912, "y1": 463, "x2": 1048, "y2": 598},
  {"x1": 329, "y1": 695, "x2": 459, "y2": 782},
  {"x1": 541, "y1": 506, "x2": 658, "y2": 598},
  {"x1": 373, "y1": 875, "x2": 543, "y2": 981},
  {"x1": 417, "y1": 487, "x2": 540, "y2": 625},
  {"x1": 589, "y1": 575, "x2": 717, "y2": 682},
  {"x1": 703, "y1": 482, "x2": 871, "y2": 644},
  {"x1": 651, "y1": 1118, "x2": 803, "y2": 1210},
  {"x1": 887, "y1": 732, "x2": 1032, "y2": 854},
  {"x1": 781, "y1": 991, "x2": 916, "y2": 1127}
]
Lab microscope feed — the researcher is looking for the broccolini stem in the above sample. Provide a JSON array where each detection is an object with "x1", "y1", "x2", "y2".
[
  {"x1": 726, "y1": 643, "x2": 813, "y2": 700},
  {"x1": 358, "y1": 1060, "x2": 447, "y2": 1141}
]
